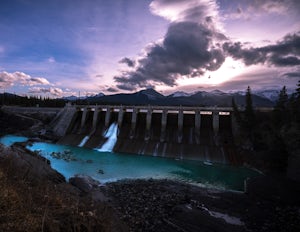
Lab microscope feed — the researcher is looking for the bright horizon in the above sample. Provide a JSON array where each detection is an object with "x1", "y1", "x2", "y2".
[{"x1": 0, "y1": 0, "x2": 299, "y2": 97}]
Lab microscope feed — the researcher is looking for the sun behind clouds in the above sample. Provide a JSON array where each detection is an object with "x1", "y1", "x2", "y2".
[{"x1": 176, "y1": 57, "x2": 244, "y2": 87}]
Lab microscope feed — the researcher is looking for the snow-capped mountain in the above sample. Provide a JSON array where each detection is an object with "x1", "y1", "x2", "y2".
[
  {"x1": 209, "y1": 89, "x2": 227, "y2": 95},
  {"x1": 168, "y1": 91, "x2": 194, "y2": 98},
  {"x1": 92, "y1": 92, "x2": 105, "y2": 98},
  {"x1": 254, "y1": 90, "x2": 280, "y2": 102}
]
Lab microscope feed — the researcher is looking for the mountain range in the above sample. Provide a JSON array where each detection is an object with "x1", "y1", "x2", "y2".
[
  {"x1": 77, "y1": 88, "x2": 278, "y2": 107},
  {"x1": 1, "y1": 89, "x2": 281, "y2": 107}
]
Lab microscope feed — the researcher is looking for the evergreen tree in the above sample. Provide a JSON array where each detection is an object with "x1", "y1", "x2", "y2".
[
  {"x1": 292, "y1": 80, "x2": 300, "y2": 123},
  {"x1": 296, "y1": 79, "x2": 300, "y2": 99},
  {"x1": 244, "y1": 86, "x2": 256, "y2": 129},
  {"x1": 231, "y1": 97, "x2": 242, "y2": 125},
  {"x1": 273, "y1": 86, "x2": 289, "y2": 127},
  {"x1": 275, "y1": 86, "x2": 288, "y2": 110}
]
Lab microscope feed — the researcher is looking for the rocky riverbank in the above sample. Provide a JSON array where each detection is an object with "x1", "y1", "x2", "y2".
[
  {"x1": 0, "y1": 109, "x2": 35, "y2": 137},
  {"x1": 0, "y1": 144, "x2": 127, "y2": 231},
  {"x1": 0, "y1": 108, "x2": 52, "y2": 138},
  {"x1": 1, "y1": 143, "x2": 300, "y2": 231},
  {"x1": 101, "y1": 178, "x2": 300, "y2": 232}
]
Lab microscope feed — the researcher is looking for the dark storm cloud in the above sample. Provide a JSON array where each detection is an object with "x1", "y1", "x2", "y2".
[
  {"x1": 222, "y1": 42, "x2": 268, "y2": 65},
  {"x1": 223, "y1": 32, "x2": 300, "y2": 67},
  {"x1": 259, "y1": 33, "x2": 300, "y2": 55},
  {"x1": 114, "y1": 0, "x2": 299, "y2": 91},
  {"x1": 115, "y1": 82, "x2": 138, "y2": 91},
  {"x1": 271, "y1": 56, "x2": 300, "y2": 66},
  {"x1": 283, "y1": 72, "x2": 300, "y2": 78},
  {"x1": 115, "y1": 22, "x2": 226, "y2": 90},
  {"x1": 119, "y1": 57, "x2": 135, "y2": 67},
  {"x1": 106, "y1": 87, "x2": 119, "y2": 93},
  {"x1": 112, "y1": 0, "x2": 224, "y2": 91}
]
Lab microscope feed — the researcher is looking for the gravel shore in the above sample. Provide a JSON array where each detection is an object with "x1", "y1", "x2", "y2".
[{"x1": 99, "y1": 178, "x2": 300, "y2": 232}]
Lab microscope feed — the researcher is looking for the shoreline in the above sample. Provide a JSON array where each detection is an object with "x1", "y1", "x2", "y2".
[{"x1": 2, "y1": 134, "x2": 259, "y2": 192}]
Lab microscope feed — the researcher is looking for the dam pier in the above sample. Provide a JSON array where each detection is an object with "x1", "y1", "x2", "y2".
[{"x1": 55, "y1": 105, "x2": 239, "y2": 164}]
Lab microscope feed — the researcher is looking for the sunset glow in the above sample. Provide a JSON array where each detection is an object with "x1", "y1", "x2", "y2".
[{"x1": 0, "y1": 0, "x2": 299, "y2": 96}]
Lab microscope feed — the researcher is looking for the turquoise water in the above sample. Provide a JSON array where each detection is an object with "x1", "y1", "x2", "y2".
[
  {"x1": 0, "y1": 135, "x2": 28, "y2": 146},
  {"x1": 0, "y1": 135, "x2": 260, "y2": 191}
]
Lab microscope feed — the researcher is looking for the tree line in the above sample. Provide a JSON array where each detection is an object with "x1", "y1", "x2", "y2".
[
  {"x1": 232, "y1": 80, "x2": 300, "y2": 173},
  {"x1": 0, "y1": 94, "x2": 66, "y2": 107}
]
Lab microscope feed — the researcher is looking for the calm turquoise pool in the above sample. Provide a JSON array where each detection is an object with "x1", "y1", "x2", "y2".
[
  {"x1": 0, "y1": 135, "x2": 260, "y2": 191},
  {"x1": 0, "y1": 134, "x2": 28, "y2": 146}
]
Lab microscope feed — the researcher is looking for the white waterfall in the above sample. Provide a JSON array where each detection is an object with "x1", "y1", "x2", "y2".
[
  {"x1": 97, "y1": 123, "x2": 118, "y2": 152},
  {"x1": 78, "y1": 136, "x2": 89, "y2": 147}
]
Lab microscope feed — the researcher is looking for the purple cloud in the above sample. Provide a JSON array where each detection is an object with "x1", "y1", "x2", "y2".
[
  {"x1": 115, "y1": 21, "x2": 226, "y2": 90},
  {"x1": 119, "y1": 57, "x2": 135, "y2": 67},
  {"x1": 223, "y1": 32, "x2": 300, "y2": 67},
  {"x1": 28, "y1": 87, "x2": 63, "y2": 96},
  {"x1": 106, "y1": 87, "x2": 119, "y2": 93},
  {"x1": 0, "y1": 71, "x2": 50, "y2": 89}
]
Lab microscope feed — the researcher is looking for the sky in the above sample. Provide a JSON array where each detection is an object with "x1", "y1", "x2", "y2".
[{"x1": 0, "y1": 0, "x2": 299, "y2": 97}]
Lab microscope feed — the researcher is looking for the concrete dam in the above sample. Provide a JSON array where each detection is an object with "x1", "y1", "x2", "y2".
[{"x1": 54, "y1": 105, "x2": 240, "y2": 164}]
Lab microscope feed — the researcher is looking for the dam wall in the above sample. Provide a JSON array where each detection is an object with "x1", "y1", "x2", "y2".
[
  {"x1": 51, "y1": 105, "x2": 77, "y2": 137},
  {"x1": 57, "y1": 105, "x2": 240, "y2": 164}
]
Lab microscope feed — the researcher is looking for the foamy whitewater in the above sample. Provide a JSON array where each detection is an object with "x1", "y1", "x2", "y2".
[{"x1": 97, "y1": 123, "x2": 118, "y2": 152}]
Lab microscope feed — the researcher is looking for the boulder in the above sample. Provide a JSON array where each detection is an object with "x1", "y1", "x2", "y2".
[
  {"x1": 69, "y1": 175, "x2": 100, "y2": 193},
  {"x1": 0, "y1": 144, "x2": 65, "y2": 184}
]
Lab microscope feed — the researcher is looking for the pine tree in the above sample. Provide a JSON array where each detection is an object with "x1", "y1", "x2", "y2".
[
  {"x1": 273, "y1": 86, "x2": 290, "y2": 127},
  {"x1": 231, "y1": 97, "x2": 242, "y2": 125},
  {"x1": 296, "y1": 79, "x2": 300, "y2": 99},
  {"x1": 275, "y1": 86, "x2": 288, "y2": 110},
  {"x1": 244, "y1": 86, "x2": 255, "y2": 129},
  {"x1": 292, "y1": 80, "x2": 300, "y2": 123}
]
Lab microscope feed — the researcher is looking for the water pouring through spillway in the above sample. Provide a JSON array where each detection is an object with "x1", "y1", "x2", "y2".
[
  {"x1": 78, "y1": 136, "x2": 89, "y2": 147},
  {"x1": 96, "y1": 123, "x2": 118, "y2": 152}
]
